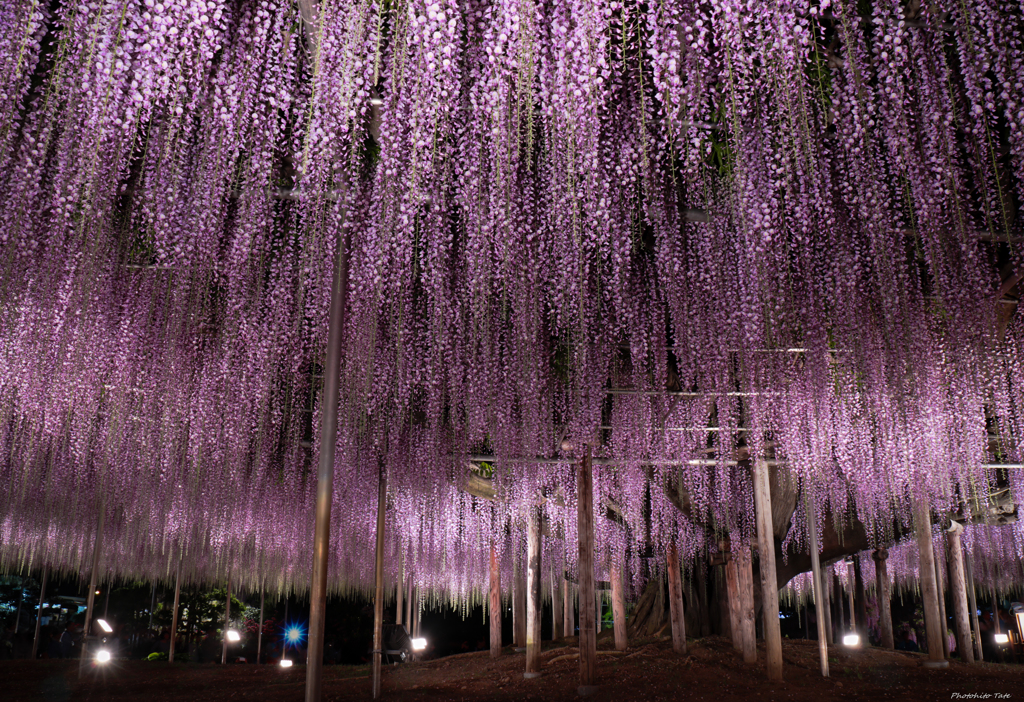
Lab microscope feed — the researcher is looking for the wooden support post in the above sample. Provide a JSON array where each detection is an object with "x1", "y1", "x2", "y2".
[
  {"x1": 820, "y1": 566, "x2": 832, "y2": 645},
  {"x1": 412, "y1": 588, "x2": 420, "y2": 639},
  {"x1": 490, "y1": 544, "x2": 502, "y2": 657},
  {"x1": 80, "y1": 508, "x2": 105, "y2": 674},
  {"x1": 964, "y1": 550, "x2": 983, "y2": 662},
  {"x1": 148, "y1": 584, "x2": 156, "y2": 631},
  {"x1": 696, "y1": 560, "x2": 711, "y2": 637},
  {"x1": 169, "y1": 563, "x2": 182, "y2": 663},
  {"x1": 405, "y1": 576, "x2": 413, "y2": 633},
  {"x1": 735, "y1": 546, "x2": 757, "y2": 664},
  {"x1": 753, "y1": 459, "x2": 783, "y2": 681},
  {"x1": 563, "y1": 578, "x2": 574, "y2": 638},
  {"x1": 513, "y1": 553, "x2": 527, "y2": 648},
  {"x1": 396, "y1": 565, "x2": 404, "y2": 628},
  {"x1": 577, "y1": 446, "x2": 597, "y2": 693},
  {"x1": 873, "y1": 549, "x2": 894, "y2": 650},
  {"x1": 846, "y1": 560, "x2": 856, "y2": 633},
  {"x1": 306, "y1": 228, "x2": 351, "y2": 702},
  {"x1": 913, "y1": 500, "x2": 946, "y2": 665},
  {"x1": 221, "y1": 577, "x2": 232, "y2": 665},
  {"x1": 945, "y1": 522, "x2": 973, "y2": 664},
  {"x1": 31, "y1": 565, "x2": 48, "y2": 660},
  {"x1": 990, "y1": 587, "x2": 1000, "y2": 639},
  {"x1": 552, "y1": 559, "x2": 563, "y2": 640},
  {"x1": 805, "y1": 494, "x2": 829, "y2": 676},
  {"x1": 372, "y1": 470, "x2": 387, "y2": 699},
  {"x1": 666, "y1": 544, "x2": 686, "y2": 654},
  {"x1": 526, "y1": 508, "x2": 543, "y2": 677},
  {"x1": 833, "y1": 573, "x2": 845, "y2": 643},
  {"x1": 14, "y1": 577, "x2": 23, "y2": 634},
  {"x1": 724, "y1": 547, "x2": 741, "y2": 651},
  {"x1": 935, "y1": 540, "x2": 949, "y2": 659},
  {"x1": 853, "y1": 556, "x2": 867, "y2": 636},
  {"x1": 611, "y1": 561, "x2": 628, "y2": 652}
]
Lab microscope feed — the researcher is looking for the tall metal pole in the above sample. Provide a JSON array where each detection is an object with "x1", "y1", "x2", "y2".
[
  {"x1": 31, "y1": 566, "x2": 49, "y2": 660},
  {"x1": 256, "y1": 587, "x2": 264, "y2": 665},
  {"x1": 372, "y1": 468, "x2": 387, "y2": 699},
  {"x1": 305, "y1": 227, "x2": 351, "y2": 702},
  {"x1": 80, "y1": 508, "x2": 106, "y2": 673},
  {"x1": 805, "y1": 494, "x2": 829, "y2": 676},
  {"x1": 577, "y1": 445, "x2": 596, "y2": 694},
  {"x1": 169, "y1": 563, "x2": 182, "y2": 664},
  {"x1": 221, "y1": 577, "x2": 232, "y2": 665}
]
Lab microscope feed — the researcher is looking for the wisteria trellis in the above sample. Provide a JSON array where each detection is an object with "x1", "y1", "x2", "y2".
[{"x1": 0, "y1": 0, "x2": 1022, "y2": 604}]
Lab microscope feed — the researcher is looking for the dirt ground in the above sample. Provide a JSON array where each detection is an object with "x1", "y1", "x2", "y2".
[{"x1": 5, "y1": 634, "x2": 1023, "y2": 702}]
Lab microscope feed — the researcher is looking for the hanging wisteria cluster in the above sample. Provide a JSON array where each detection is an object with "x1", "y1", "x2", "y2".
[{"x1": 1, "y1": 0, "x2": 1023, "y2": 604}]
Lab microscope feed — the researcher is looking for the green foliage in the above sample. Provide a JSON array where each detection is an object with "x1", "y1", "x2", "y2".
[
  {"x1": 470, "y1": 461, "x2": 493, "y2": 479},
  {"x1": 147, "y1": 651, "x2": 190, "y2": 662}
]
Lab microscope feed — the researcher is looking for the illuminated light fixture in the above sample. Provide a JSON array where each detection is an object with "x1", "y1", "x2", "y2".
[
  {"x1": 1016, "y1": 612, "x2": 1024, "y2": 637},
  {"x1": 95, "y1": 590, "x2": 101, "y2": 595},
  {"x1": 95, "y1": 649, "x2": 112, "y2": 663},
  {"x1": 279, "y1": 659, "x2": 293, "y2": 668},
  {"x1": 285, "y1": 626, "x2": 304, "y2": 644},
  {"x1": 411, "y1": 638, "x2": 427, "y2": 651},
  {"x1": 994, "y1": 633, "x2": 1009, "y2": 645},
  {"x1": 96, "y1": 619, "x2": 113, "y2": 633},
  {"x1": 226, "y1": 629, "x2": 241, "y2": 642},
  {"x1": 842, "y1": 634, "x2": 860, "y2": 646}
]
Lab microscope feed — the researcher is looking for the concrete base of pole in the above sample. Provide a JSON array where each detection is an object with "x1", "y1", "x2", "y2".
[
  {"x1": 921, "y1": 660, "x2": 950, "y2": 669},
  {"x1": 577, "y1": 685, "x2": 600, "y2": 697},
  {"x1": 523, "y1": 672, "x2": 542, "y2": 679}
]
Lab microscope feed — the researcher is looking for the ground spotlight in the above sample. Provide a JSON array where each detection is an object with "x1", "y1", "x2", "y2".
[
  {"x1": 96, "y1": 619, "x2": 113, "y2": 633},
  {"x1": 411, "y1": 637, "x2": 427, "y2": 651},
  {"x1": 994, "y1": 633, "x2": 1009, "y2": 645},
  {"x1": 95, "y1": 649, "x2": 112, "y2": 663},
  {"x1": 226, "y1": 629, "x2": 241, "y2": 642},
  {"x1": 842, "y1": 634, "x2": 860, "y2": 646},
  {"x1": 279, "y1": 658, "x2": 293, "y2": 668}
]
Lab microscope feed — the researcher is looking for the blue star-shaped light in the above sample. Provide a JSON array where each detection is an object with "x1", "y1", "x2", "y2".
[{"x1": 283, "y1": 621, "x2": 307, "y2": 647}]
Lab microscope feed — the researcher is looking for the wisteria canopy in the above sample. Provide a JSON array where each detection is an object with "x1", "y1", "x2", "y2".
[{"x1": 0, "y1": 0, "x2": 1022, "y2": 606}]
